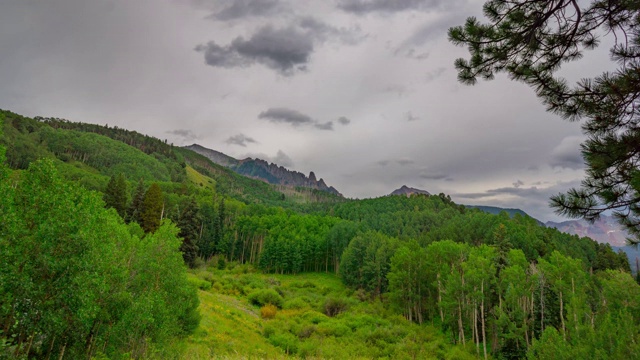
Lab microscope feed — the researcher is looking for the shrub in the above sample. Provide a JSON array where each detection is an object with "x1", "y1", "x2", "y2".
[
  {"x1": 217, "y1": 257, "x2": 226, "y2": 270},
  {"x1": 298, "y1": 325, "x2": 316, "y2": 339},
  {"x1": 263, "y1": 324, "x2": 276, "y2": 338},
  {"x1": 324, "y1": 297, "x2": 348, "y2": 317},
  {"x1": 261, "y1": 304, "x2": 278, "y2": 319},
  {"x1": 284, "y1": 297, "x2": 308, "y2": 310},
  {"x1": 269, "y1": 333, "x2": 299, "y2": 355},
  {"x1": 248, "y1": 288, "x2": 284, "y2": 308}
]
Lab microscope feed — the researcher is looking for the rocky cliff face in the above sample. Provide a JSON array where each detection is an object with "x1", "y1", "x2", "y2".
[
  {"x1": 234, "y1": 158, "x2": 341, "y2": 196},
  {"x1": 184, "y1": 144, "x2": 341, "y2": 196}
]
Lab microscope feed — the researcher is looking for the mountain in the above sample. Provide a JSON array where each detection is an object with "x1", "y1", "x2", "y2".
[
  {"x1": 184, "y1": 144, "x2": 238, "y2": 167},
  {"x1": 546, "y1": 215, "x2": 629, "y2": 247},
  {"x1": 390, "y1": 185, "x2": 430, "y2": 197},
  {"x1": 185, "y1": 143, "x2": 342, "y2": 196}
]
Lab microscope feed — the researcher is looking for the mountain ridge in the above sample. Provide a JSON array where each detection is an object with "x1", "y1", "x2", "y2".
[{"x1": 184, "y1": 143, "x2": 342, "y2": 196}]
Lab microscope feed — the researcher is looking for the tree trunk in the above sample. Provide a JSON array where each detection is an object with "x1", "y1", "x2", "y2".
[
  {"x1": 481, "y1": 280, "x2": 487, "y2": 360},
  {"x1": 437, "y1": 273, "x2": 444, "y2": 323}
]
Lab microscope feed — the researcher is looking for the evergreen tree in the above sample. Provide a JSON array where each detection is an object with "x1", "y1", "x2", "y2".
[
  {"x1": 450, "y1": 0, "x2": 640, "y2": 242},
  {"x1": 178, "y1": 197, "x2": 202, "y2": 268},
  {"x1": 141, "y1": 183, "x2": 163, "y2": 233},
  {"x1": 127, "y1": 178, "x2": 146, "y2": 224},
  {"x1": 103, "y1": 173, "x2": 127, "y2": 218}
]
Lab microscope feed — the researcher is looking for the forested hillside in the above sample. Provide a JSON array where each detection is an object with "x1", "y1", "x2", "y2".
[{"x1": 1, "y1": 109, "x2": 638, "y2": 359}]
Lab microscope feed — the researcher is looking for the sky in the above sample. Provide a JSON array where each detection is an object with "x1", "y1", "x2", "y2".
[{"x1": 0, "y1": 0, "x2": 617, "y2": 222}]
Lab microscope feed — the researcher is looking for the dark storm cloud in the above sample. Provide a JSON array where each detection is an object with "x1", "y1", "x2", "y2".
[
  {"x1": 314, "y1": 121, "x2": 334, "y2": 131},
  {"x1": 338, "y1": 0, "x2": 453, "y2": 14},
  {"x1": 259, "y1": 107, "x2": 314, "y2": 126},
  {"x1": 196, "y1": 25, "x2": 314, "y2": 75},
  {"x1": 550, "y1": 136, "x2": 584, "y2": 170},
  {"x1": 337, "y1": 116, "x2": 351, "y2": 125},
  {"x1": 196, "y1": 19, "x2": 362, "y2": 75},
  {"x1": 209, "y1": 0, "x2": 284, "y2": 21},
  {"x1": 226, "y1": 133, "x2": 258, "y2": 147},
  {"x1": 167, "y1": 129, "x2": 200, "y2": 143}
]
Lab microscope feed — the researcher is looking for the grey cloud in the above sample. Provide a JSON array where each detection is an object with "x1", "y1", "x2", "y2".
[
  {"x1": 395, "y1": 47, "x2": 429, "y2": 60},
  {"x1": 550, "y1": 136, "x2": 584, "y2": 169},
  {"x1": 397, "y1": 158, "x2": 414, "y2": 166},
  {"x1": 419, "y1": 172, "x2": 449, "y2": 180},
  {"x1": 456, "y1": 186, "x2": 545, "y2": 200},
  {"x1": 196, "y1": 19, "x2": 362, "y2": 75},
  {"x1": 338, "y1": 0, "x2": 453, "y2": 14},
  {"x1": 405, "y1": 111, "x2": 419, "y2": 122},
  {"x1": 167, "y1": 129, "x2": 199, "y2": 143},
  {"x1": 273, "y1": 150, "x2": 294, "y2": 167},
  {"x1": 259, "y1": 107, "x2": 338, "y2": 131},
  {"x1": 259, "y1": 107, "x2": 314, "y2": 126},
  {"x1": 196, "y1": 25, "x2": 314, "y2": 75},
  {"x1": 425, "y1": 67, "x2": 446, "y2": 83},
  {"x1": 226, "y1": 133, "x2": 257, "y2": 147},
  {"x1": 297, "y1": 16, "x2": 366, "y2": 45},
  {"x1": 513, "y1": 180, "x2": 524, "y2": 188},
  {"x1": 376, "y1": 160, "x2": 390, "y2": 166},
  {"x1": 210, "y1": 0, "x2": 284, "y2": 21},
  {"x1": 314, "y1": 121, "x2": 334, "y2": 130},
  {"x1": 338, "y1": 116, "x2": 351, "y2": 125},
  {"x1": 245, "y1": 149, "x2": 294, "y2": 167}
]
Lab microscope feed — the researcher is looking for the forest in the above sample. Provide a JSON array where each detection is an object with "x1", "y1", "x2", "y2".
[{"x1": 1, "y1": 108, "x2": 637, "y2": 359}]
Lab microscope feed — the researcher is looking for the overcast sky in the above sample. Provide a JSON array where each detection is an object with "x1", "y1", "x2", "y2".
[{"x1": 0, "y1": 0, "x2": 616, "y2": 222}]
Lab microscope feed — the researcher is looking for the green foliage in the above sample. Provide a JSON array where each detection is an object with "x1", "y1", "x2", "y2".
[
  {"x1": 103, "y1": 173, "x2": 128, "y2": 218},
  {"x1": 141, "y1": 182, "x2": 163, "y2": 233},
  {"x1": 0, "y1": 160, "x2": 199, "y2": 359},
  {"x1": 177, "y1": 197, "x2": 202, "y2": 268},
  {"x1": 340, "y1": 231, "x2": 399, "y2": 296},
  {"x1": 248, "y1": 288, "x2": 284, "y2": 308}
]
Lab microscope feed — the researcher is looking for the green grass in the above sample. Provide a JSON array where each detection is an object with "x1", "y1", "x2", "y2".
[
  {"x1": 177, "y1": 264, "x2": 476, "y2": 359},
  {"x1": 186, "y1": 165, "x2": 217, "y2": 192}
]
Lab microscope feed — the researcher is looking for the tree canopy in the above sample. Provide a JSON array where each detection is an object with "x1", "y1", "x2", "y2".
[{"x1": 449, "y1": 0, "x2": 640, "y2": 242}]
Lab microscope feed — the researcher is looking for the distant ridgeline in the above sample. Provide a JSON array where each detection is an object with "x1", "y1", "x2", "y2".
[{"x1": 184, "y1": 144, "x2": 342, "y2": 196}]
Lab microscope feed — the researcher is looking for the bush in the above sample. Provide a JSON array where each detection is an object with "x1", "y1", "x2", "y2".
[
  {"x1": 269, "y1": 333, "x2": 299, "y2": 355},
  {"x1": 248, "y1": 288, "x2": 284, "y2": 308},
  {"x1": 261, "y1": 304, "x2": 278, "y2": 319},
  {"x1": 284, "y1": 297, "x2": 308, "y2": 310},
  {"x1": 298, "y1": 325, "x2": 316, "y2": 339},
  {"x1": 263, "y1": 324, "x2": 276, "y2": 338},
  {"x1": 324, "y1": 297, "x2": 348, "y2": 317}
]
